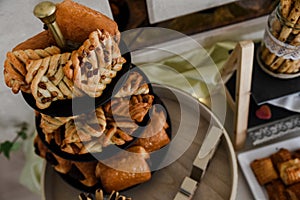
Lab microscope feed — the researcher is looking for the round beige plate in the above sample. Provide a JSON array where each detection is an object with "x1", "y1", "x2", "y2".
[{"x1": 42, "y1": 84, "x2": 238, "y2": 200}]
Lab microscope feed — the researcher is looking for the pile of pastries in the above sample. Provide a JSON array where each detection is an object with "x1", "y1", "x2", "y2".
[
  {"x1": 34, "y1": 67, "x2": 171, "y2": 192},
  {"x1": 37, "y1": 71, "x2": 162, "y2": 155},
  {"x1": 2, "y1": 0, "x2": 171, "y2": 196},
  {"x1": 250, "y1": 148, "x2": 300, "y2": 199}
]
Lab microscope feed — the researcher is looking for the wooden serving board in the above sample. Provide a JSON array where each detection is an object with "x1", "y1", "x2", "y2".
[{"x1": 42, "y1": 84, "x2": 237, "y2": 200}]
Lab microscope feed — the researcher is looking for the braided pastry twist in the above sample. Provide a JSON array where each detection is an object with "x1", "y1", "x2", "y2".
[
  {"x1": 3, "y1": 46, "x2": 60, "y2": 94},
  {"x1": 40, "y1": 113, "x2": 73, "y2": 134},
  {"x1": 130, "y1": 94, "x2": 154, "y2": 122},
  {"x1": 115, "y1": 71, "x2": 149, "y2": 98},
  {"x1": 64, "y1": 29, "x2": 126, "y2": 98},
  {"x1": 104, "y1": 94, "x2": 153, "y2": 123},
  {"x1": 102, "y1": 120, "x2": 135, "y2": 147},
  {"x1": 27, "y1": 52, "x2": 86, "y2": 109}
]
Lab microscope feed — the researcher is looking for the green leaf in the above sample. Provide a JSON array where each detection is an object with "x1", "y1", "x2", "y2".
[
  {"x1": 17, "y1": 122, "x2": 28, "y2": 140},
  {"x1": 18, "y1": 131, "x2": 27, "y2": 140},
  {"x1": 0, "y1": 141, "x2": 14, "y2": 159},
  {"x1": 11, "y1": 142, "x2": 21, "y2": 151}
]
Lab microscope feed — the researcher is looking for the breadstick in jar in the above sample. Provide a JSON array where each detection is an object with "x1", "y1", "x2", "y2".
[
  {"x1": 278, "y1": 0, "x2": 300, "y2": 42},
  {"x1": 270, "y1": 56, "x2": 286, "y2": 70},
  {"x1": 287, "y1": 59, "x2": 300, "y2": 73},
  {"x1": 280, "y1": 0, "x2": 293, "y2": 18},
  {"x1": 277, "y1": 59, "x2": 294, "y2": 73},
  {"x1": 264, "y1": 51, "x2": 277, "y2": 66}
]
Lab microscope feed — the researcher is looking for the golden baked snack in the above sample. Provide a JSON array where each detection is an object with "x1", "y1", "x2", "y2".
[
  {"x1": 72, "y1": 161, "x2": 98, "y2": 187},
  {"x1": 40, "y1": 113, "x2": 73, "y2": 135},
  {"x1": 64, "y1": 29, "x2": 125, "y2": 98},
  {"x1": 34, "y1": 134, "x2": 99, "y2": 187},
  {"x1": 129, "y1": 94, "x2": 154, "y2": 122},
  {"x1": 26, "y1": 53, "x2": 76, "y2": 109},
  {"x1": 34, "y1": 133, "x2": 49, "y2": 159},
  {"x1": 251, "y1": 148, "x2": 300, "y2": 200},
  {"x1": 250, "y1": 157, "x2": 279, "y2": 185},
  {"x1": 104, "y1": 94, "x2": 154, "y2": 123},
  {"x1": 265, "y1": 180, "x2": 288, "y2": 200},
  {"x1": 37, "y1": 92, "x2": 157, "y2": 155},
  {"x1": 4, "y1": 46, "x2": 60, "y2": 94},
  {"x1": 286, "y1": 182, "x2": 300, "y2": 199},
  {"x1": 13, "y1": 0, "x2": 119, "y2": 51},
  {"x1": 271, "y1": 148, "x2": 293, "y2": 169},
  {"x1": 55, "y1": 0, "x2": 120, "y2": 45},
  {"x1": 101, "y1": 120, "x2": 135, "y2": 147},
  {"x1": 115, "y1": 71, "x2": 149, "y2": 98},
  {"x1": 95, "y1": 146, "x2": 151, "y2": 193},
  {"x1": 278, "y1": 158, "x2": 300, "y2": 185},
  {"x1": 37, "y1": 90, "x2": 159, "y2": 156},
  {"x1": 34, "y1": 135, "x2": 72, "y2": 174},
  {"x1": 13, "y1": 31, "x2": 56, "y2": 52},
  {"x1": 134, "y1": 107, "x2": 170, "y2": 152}
]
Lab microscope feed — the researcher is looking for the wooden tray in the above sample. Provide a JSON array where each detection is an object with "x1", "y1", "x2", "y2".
[{"x1": 41, "y1": 84, "x2": 237, "y2": 200}]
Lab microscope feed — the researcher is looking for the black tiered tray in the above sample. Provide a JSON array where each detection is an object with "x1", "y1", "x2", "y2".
[
  {"x1": 22, "y1": 41, "x2": 131, "y2": 117},
  {"x1": 52, "y1": 94, "x2": 172, "y2": 194},
  {"x1": 35, "y1": 65, "x2": 171, "y2": 162}
]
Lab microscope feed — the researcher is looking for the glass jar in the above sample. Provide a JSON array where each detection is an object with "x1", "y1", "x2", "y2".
[{"x1": 260, "y1": 1, "x2": 300, "y2": 77}]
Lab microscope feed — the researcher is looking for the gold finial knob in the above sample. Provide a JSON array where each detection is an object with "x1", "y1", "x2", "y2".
[
  {"x1": 33, "y1": 1, "x2": 56, "y2": 23},
  {"x1": 33, "y1": 1, "x2": 66, "y2": 49}
]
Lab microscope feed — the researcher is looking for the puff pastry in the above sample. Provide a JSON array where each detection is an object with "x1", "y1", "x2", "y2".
[
  {"x1": 135, "y1": 124, "x2": 170, "y2": 153},
  {"x1": 4, "y1": 46, "x2": 60, "y2": 94},
  {"x1": 129, "y1": 94, "x2": 154, "y2": 122},
  {"x1": 271, "y1": 148, "x2": 293, "y2": 169},
  {"x1": 265, "y1": 180, "x2": 288, "y2": 200},
  {"x1": 115, "y1": 71, "x2": 149, "y2": 98},
  {"x1": 250, "y1": 157, "x2": 279, "y2": 185},
  {"x1": 286, "y1": 182, "x2": 300, "y2": 200},
  {"x1": 34, "y1": 135, "x2": 72, "y2": 174},
  {"x1": 102, "y1": 120, "x2": 135, "y2": 147},
  {"x1": 104, "y1": 94, "x2": 153, "y2": 123},
  {"x1": 95, "y1": 146, "x2": 151, "y2": 193},
  {"x1": 40, "y1": 113, "x2": 73, "y2": 134},
  {"x1": 13, "y1": 0, "x2": 120, "y2": 51},
  {"x1": 64, "y1": 29, "x2": 126, "y2": 98},
  {"x1": 26, "y1": 52, "x2": 83, "y2": 109},
  {"x1": 279, "y1": 158, "x2": 300, "y2": 185},
  {"x1": 73, "y1": 161, "x2": 98, "y2": 187}
]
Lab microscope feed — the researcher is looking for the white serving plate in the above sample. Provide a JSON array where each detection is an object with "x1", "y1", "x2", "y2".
[
  {"x1": 238, "y1": 136, "x2": 300, "y2": 200},
  {"x1": 42, "y1": 84, "x2": 237, "y2": 200}
]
